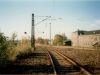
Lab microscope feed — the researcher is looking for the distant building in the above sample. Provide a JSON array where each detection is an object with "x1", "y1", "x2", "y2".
[{"x1": 71, "y1": 30, "x2": 100, "y2": 47}]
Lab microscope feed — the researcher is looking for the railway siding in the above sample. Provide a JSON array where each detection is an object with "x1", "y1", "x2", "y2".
[
  {"x1": 49, "y1": 50, "x2": 81, "y2": 75},
  {"x1": 55, "y1": 50, "x2": 92, "y2": 75}
]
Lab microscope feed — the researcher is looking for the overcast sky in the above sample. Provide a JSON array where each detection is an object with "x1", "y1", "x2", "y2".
[{"x1": 0, "y1": 0, "x2": 100, "y2": 39}]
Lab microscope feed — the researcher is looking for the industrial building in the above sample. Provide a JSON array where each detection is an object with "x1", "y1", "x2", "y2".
[{"x1": 71, "y1": 30, "x2": 100, "y2": 47}]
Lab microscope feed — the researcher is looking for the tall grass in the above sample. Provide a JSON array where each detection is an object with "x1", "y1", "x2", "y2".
[
  {"x1": 0, "y1": 32, "x2": 33, "y2": 67},
  {"x1": 6, "y1": 38, "x2": 32, "y2": 61}
]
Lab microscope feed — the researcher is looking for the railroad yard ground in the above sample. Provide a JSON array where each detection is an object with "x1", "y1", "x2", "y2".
[
  {"x1": 0, "y1": 45, "x2": 100, "y2": 75},
  {"x1": 1, "y1": 1, "x2": 100, "y2": 75},
  {"x1": 51, "y1": 46, "x2": 100, "y2": 74}
]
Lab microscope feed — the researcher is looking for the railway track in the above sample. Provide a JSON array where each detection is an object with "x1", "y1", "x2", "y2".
[
  {"x1": 0, "y1": 49, "x2": 55, "y2": 74},
  {"x1": 0, "y1": 46, "x2": 92, "y2": 75},
  {"x1": 25, "y1": 49, "x2": 55, "y2": 74},
  {"x1": 47, "y1": 49, "x2": 92, "y2": 75},
  {"x1": 17, "y1": 48, "x2": 92, "y2": 75}
]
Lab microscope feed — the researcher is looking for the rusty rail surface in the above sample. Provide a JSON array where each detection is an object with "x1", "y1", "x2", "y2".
[
  {"x1": 45, "y1": 50, "x2": 57, "y2": 75},
  {"x1": 53, "y1": 50, "x2": 92, "y2": 75},
  {"x1": 35, "y1": 49, "x2": 57, "y2": 75}
]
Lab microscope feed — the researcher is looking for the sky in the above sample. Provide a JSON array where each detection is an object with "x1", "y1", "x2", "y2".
[{"x1": 0, "y1": 0, "x2": 100, "y2": 40}]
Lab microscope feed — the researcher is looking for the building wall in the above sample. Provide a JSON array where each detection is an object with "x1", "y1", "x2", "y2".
[
  {"x1": 71, "y1": 32, "x2": 100, "y2": 47},
  {"x1": 71, "y1": 32, "x2": 79, "y2": 47}
]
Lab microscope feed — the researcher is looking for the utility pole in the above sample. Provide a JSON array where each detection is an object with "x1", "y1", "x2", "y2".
[
  {"x1": 49, "y1": 18, "x2": 62, "y2": 45},
  {"x1": 49, "y1": 23, "x2": 51, "y2": 45},
  {"x1": 31, "y1": 14, "x2": 35, "y2": 50}
]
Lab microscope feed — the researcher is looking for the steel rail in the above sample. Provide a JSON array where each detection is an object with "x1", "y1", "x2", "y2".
[
  {"x1": 33, "y1": 49, "x2": 57, "y2": 75},
  {"x1": 54, "y1": 50, "x2": 92, "y2": 75},
  {"x1": 43, "y1": 49, "x2": 57, "y2": 75}
]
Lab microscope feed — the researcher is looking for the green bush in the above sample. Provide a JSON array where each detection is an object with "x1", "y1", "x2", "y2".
[
  {"x1": 0, "y1": 32, "x2": 32, "y2": 62},
  {"x1": 6, "y1": 38, "x2": 32, "y2": 61},
  {"x1": 36, "y1": 37, "x2": 49, "y2": 45},
  {"x1": 0, "y1": 32, "x2": 10, "y2": 65},
  {"x1": 53, "y1": 34, "x2": 67, "y2": 46},
  {"x1": 0, "y1": 32, "x2": 18, "y2": 62},
  {"x1": 0, "y1": 32, "x2": 8, "y2": 57}
]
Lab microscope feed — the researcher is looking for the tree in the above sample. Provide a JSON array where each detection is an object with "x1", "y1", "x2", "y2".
[
  {"x1": 44, "y1": 39, "x2": 49, "y2": 45},
  {"x1": 62, "y1": 33, "x2": 67, "y2": 41},
  {"x1": 36, "y1": 37, "x2": 49, "y2": 45},
  {"x1": 36, "y1": 37, "x2": 44, "y2": 44},
  {"x1": 9, "y1": 32, "x2": 18, "y2": 46},
  {"x1": 0, "y1": 32, "x2": 8, "y2": 57},
  {"x1": 53, "y1": 34, "x2": 67, "y2": 46},
  {"x1": 11, "y1": 32, "x2": 17, "y2": 43}
]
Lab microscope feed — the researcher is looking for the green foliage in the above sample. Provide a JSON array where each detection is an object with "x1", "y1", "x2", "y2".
[
  {"x1": 43, "y1": 39, "x2": 49, "y2": 45},
  {"x1": 0, "y1": 32, "x2": 33, "y2": 65},
  {"x1": 7, "y1": 38, "x2": 32, "y2": 61},
  {"x1": 0, "y1": 32, "x2": 8, "y2": 57},
  {"x1": 36, "y1": 37, "x2": 44, "y2": 44},
  {"x1": 11, "y1": 32, "x2": 17, "y2": 46},
  {"x1": 36, "y1": 37, "x2": 49, "y2": 45},
  {"x1": 53, "y1": 34, "x2": 67, "y2": 46},
  {"x1": 61, "y1": 34, "x2": 67, "y2": 41},
  {"x1": 5, "y1": 33, "x2": 18, "y2": 58}
]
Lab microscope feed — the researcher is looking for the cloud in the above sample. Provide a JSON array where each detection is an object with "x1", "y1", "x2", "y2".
[
  {"x1": 88, "y1": 19, "x2": 100, "y2": 26},
  {"x1": 87, "y1": 19, "x2": 100, "y2": 30},
  {"x1": 95, "y1": 20, "x2": 100, "y2": 25}
]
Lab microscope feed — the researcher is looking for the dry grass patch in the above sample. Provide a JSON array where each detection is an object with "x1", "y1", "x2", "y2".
[
  {"x1": 51, "y1": 46, "x2": 100, "y2": 74},
  {"x1": 7, "y1": 38, "x2": 32, "y2": 61}
]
